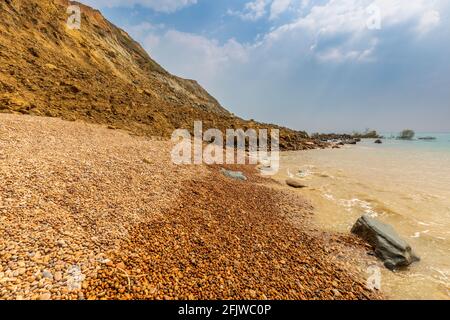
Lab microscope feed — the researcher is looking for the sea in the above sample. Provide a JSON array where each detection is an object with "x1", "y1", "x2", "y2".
[{"x1": 275, "y1": 133, "x2": 450, "y2": 299}]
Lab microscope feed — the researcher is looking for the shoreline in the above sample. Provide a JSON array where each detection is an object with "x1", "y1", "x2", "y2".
[
  {"x1": 275, "y1": 146, "x2": 450, "y2": 300},
  {"x1": 0, "y1": 114, "x2": 380, "y2": 300}
]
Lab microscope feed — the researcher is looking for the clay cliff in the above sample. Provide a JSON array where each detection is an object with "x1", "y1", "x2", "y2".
[{"x1": 0, "y1": 0, "x2": 323, "y2": 150}]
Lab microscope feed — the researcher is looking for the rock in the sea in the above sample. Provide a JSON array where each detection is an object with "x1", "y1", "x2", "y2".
[
  {"x1": 351, "y1": 215, "x2": 420, "y2": 270},
  {"x1": 221, "y1": 169, "x2": 247, "y2": 181},
  {"x1": 418, "y1": 137, "x2": 437, "y2": 141},
  {"x1": 345, "y1": 139, "x2": 358, "y2": 145},
  {"x1": 286, "y1": 178, "x2": 306, "y2": 189},
  {"x1": 374, "y1": 139, "x2": 383, "y2": 144}
]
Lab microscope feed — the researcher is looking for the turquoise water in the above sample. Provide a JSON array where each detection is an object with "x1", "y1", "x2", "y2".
[
  {"x1": 379, "y1": 133, "x2": 450, "y2": 152},
  {"x1": 277, "y1": 134, "x2": 450, "y2": 299}
]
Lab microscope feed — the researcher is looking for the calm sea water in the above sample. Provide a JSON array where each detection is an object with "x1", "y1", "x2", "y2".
[
  {"x1": 380, "y1": 132, "x2": 450, "y2": 152},
  {"x1": 276, "y1": 134, "x2": 450, "y2": 300}
]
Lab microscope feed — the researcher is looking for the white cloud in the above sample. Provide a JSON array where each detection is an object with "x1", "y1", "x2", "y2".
[
  {"x1": 416, "y1": 10, "x2": 440, "y2": 35},
  {"x1": 275, "y1": 0, "x2": 442, "y2": 36},
  {"x1": 124, "y1": 0, "x2": 448, "y2": 87},
  {"x1": 229, "y1": 0, "x2": 293, "y2": 21},
  {"x1": 130, "y1": 0, "x2": 447, "y2": 79},
  {"x1": 125, "y1": 21, "x2": 163, "y2": 39},
  {"x1": 316, "y1": 38, "x2": 378, "y2": 63},
  {"x1": 81, "y1": 0, "x2": 197, "y2": 13},
  {"x1": 140, "y1": 30, "x2": 249, "y2": 83},
  {"x1": 228, "y1": 0, "x2": 270, "y2": 21},
  {"x1": 261, "y1": 0, "x2": 445, "y2": 62},
  {"x1": 269, "y1": 0, "x2": 293, "y2": 20},
  {"x1": 301, "y1": 0, "x2": 310, "y2": 9}
]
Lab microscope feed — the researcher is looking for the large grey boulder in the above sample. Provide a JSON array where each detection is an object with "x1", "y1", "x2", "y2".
[{"x1": 351, "y1": 215, "x2": 420, "y2": 270}]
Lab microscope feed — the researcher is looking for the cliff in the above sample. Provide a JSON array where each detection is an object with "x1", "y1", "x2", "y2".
[{"x1": 0, "y1": 0, "x2": 323, "y2": 150}]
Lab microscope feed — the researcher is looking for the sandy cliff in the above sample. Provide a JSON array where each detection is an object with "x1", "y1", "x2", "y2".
[{"x1": 0, "y1": 0, "x2": 324, "y2": 150}]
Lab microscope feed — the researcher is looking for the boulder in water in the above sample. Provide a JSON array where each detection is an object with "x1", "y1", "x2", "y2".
[
  {"x1": 374, "y1": 139, "x2": 383, "y2": 144},
  {"x1": 351, "y1": 215, "x2": 420, "y2": 270}
]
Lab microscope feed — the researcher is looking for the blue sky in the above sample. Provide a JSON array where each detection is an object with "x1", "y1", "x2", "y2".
[{"x1": 82, "y1": 0, "x2": 450, "y2": 133}]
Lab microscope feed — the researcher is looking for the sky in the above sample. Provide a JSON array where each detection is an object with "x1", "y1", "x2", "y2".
[{"x1": 81, "y1": 0, "x2": 450, "y2": 133}]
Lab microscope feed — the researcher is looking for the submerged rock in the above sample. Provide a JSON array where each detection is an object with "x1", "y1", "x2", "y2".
[
  {"x1": 418, "y1": 137, "x2": 437, "y2": 141},
  {"x1": 286, "y1": 178, "x2": 306, "y2": 189},
  {"x1": 374, "y1": 139, "x2": 383, "y2": 144},
  {"x1": 351, "y1": 215, "x2": 420, "y2": 270},
  {"x1": 221, "y1": 169, "x2": 247, "y2": 181}
]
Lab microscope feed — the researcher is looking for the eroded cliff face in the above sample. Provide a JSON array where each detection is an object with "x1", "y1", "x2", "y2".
[{"x1": 0, "y1": 0, "x2": 319, "y2": 149}]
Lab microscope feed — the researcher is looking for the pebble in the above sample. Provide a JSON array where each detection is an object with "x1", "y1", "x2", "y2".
[
  {"x1": 57, "y1": 240, "x2": 67, "y2": 248},
  {"x1": 39, "y1": 292, "x2": 52, "y2": 300},
  {"x1": 54, "y1": 272, "x2": 62, "y2": 282},
  {"x1": 42, "y1": 270, "x2": 53, "y2": 280},
  {"x1": 115, "y1": 262, "x2": 126, "y2": 270},
  {"x1": 332, "y1": 289, "x2": 342, "y2": 297}
]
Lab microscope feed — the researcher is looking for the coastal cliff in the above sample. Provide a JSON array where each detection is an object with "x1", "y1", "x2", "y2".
[
  {"x1": 0, "y1": 0, "x2": 325, "y2": 150},
  {"x1": 0, "y1": 0, "x2": 380, "y2": 301}
]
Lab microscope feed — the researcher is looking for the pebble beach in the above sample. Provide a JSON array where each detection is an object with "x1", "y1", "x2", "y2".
[{"x1": 0, "y1": 114, "x2": 380, "y2": 300}]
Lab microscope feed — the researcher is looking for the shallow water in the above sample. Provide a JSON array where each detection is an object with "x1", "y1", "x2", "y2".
[{"x1": 276, "y1": 137, "x2": 450, "y2": 300}]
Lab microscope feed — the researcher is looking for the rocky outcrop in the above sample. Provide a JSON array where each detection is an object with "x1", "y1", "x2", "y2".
[{"x1": 351, "y1": 215, "x2": 420, "y2": 270}]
